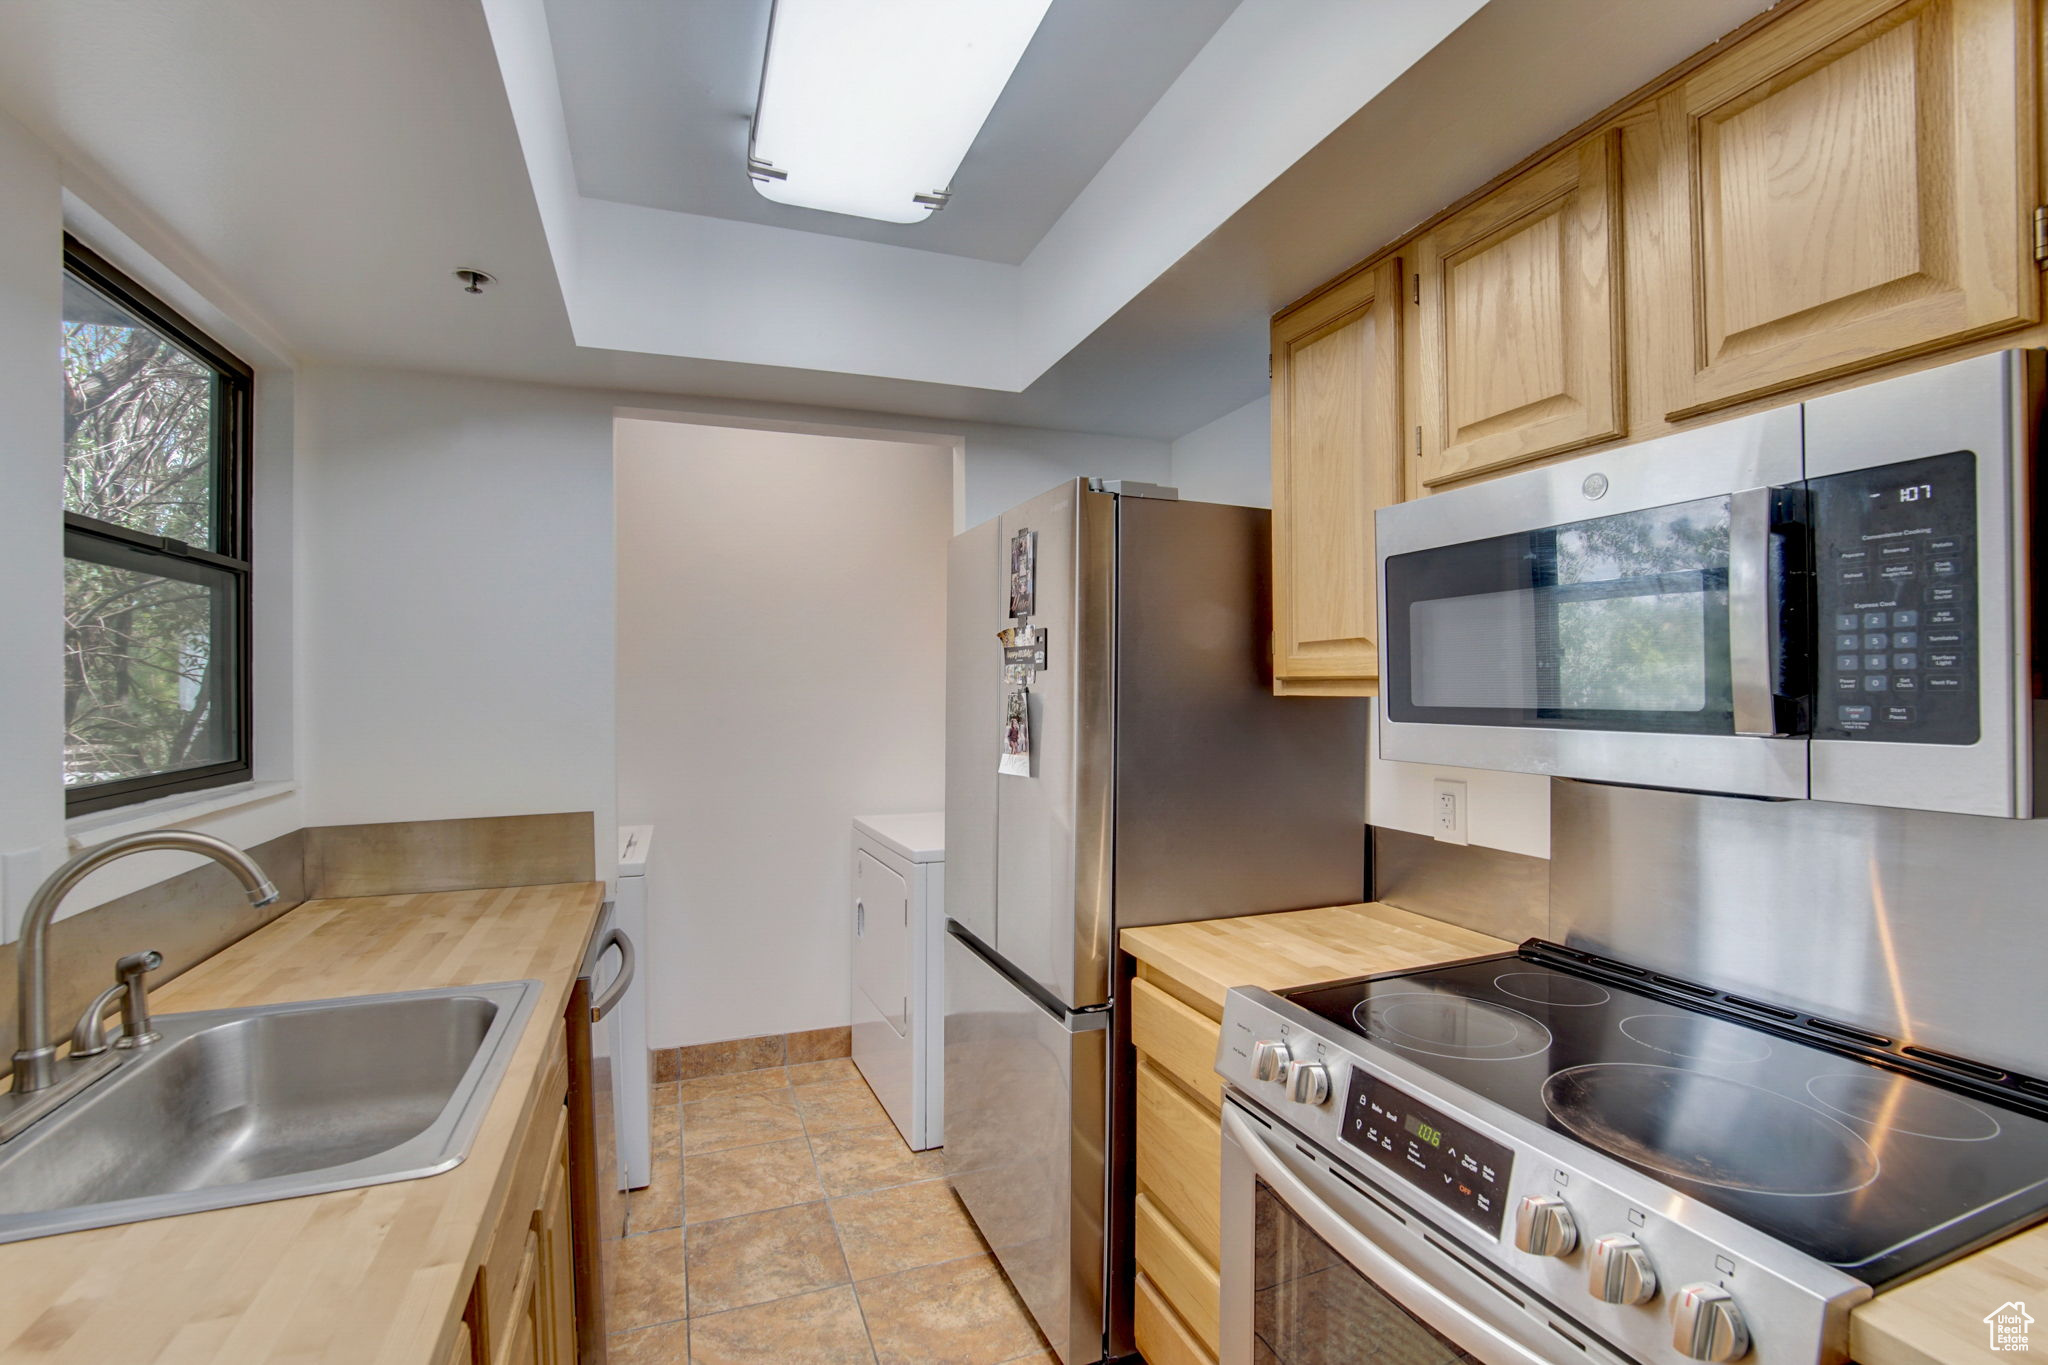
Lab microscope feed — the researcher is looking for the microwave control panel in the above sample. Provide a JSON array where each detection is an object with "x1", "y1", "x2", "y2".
[{"x1": 1812, "y1": 450, "x2": 1980, "y2": 745}]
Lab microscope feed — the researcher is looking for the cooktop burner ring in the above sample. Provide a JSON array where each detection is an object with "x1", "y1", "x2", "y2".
[
  {"x1": 1541, "y1": 1063, "x2": 1881, "y2": 1197},
  {"x1": 1354, "y1": 991, "x2": 1554, "y2": 1062},
  {"x1": 1619, "y1": 1012, "x2": 1774, "y2": 1064},
  {"x1": 1805, "y1": 1072, "x2": 2003, "y2": 1142},
  {"x1": 1492, "y1": 971, "x2": 1612, "y2": 1007}
]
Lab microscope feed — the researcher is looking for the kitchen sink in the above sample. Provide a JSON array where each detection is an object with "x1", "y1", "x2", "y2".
[{"x1": 0, "y1": 979, "x2": 540, "y2": 1243}]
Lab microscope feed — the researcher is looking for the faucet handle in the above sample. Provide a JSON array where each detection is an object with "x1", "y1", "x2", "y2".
[
  {"x1": 68, "y1": 984, "x2": 127, "y2": 1059},
  {"x1": 112, "y1": 950, "x2": 163, "y2": 1050}
]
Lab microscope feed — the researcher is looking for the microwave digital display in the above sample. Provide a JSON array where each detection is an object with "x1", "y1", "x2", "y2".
[{"x1": 1812, "y1": 450, "x2": 1979, "y2": 745}]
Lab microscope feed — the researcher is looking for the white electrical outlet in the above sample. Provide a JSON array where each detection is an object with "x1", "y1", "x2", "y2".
[{"x1": 1432, "y1": 778, "x2": 1469, "y2": 845}]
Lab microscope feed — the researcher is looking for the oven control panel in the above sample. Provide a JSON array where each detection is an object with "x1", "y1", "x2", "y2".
[
  {"x1": 1812, "y1": 450, "x2": 1980, "y2": 744},
  {"x1": 1339, "y1": 1069, "x2": 1513, "y2": 1237}
]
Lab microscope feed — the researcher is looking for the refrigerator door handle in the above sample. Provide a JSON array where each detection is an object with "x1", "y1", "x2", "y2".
[{"x1": 945, "y1": 921, "x2": 1111, "y2": 1031}]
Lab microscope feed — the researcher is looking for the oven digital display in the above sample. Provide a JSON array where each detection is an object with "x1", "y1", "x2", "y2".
[{"x1": 1341, "y1": 1069, "x2": 1514, "y2": 1238}]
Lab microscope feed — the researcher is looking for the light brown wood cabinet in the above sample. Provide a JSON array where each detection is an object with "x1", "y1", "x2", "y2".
[
  {"x1": 1654, "y1": 0, "x2": 2038, "y2": 418},
  {"x1": 1268, "y1": 257, "x2": 1404, "y2": 696},
  {"x1": 1413, "y1": 132, "x2": 1626, "y2": 488},
  {"x1": 455, "y1": 1037, "x2": 580, "y2": 1365}
]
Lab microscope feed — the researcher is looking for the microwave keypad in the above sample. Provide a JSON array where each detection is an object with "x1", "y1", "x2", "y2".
[{"x1": 1813, "y1": 451, "x2": 1980, "y2": 745}]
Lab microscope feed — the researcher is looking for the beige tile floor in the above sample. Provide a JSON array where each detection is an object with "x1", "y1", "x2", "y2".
[{"x1": 606, "y1": 1058, "x2": 1056, "y2": 1365}]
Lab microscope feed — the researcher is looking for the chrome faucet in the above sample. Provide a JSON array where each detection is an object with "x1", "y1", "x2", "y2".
[{"x1": 12, "y1": 830, "x2": 277, "y2": 1095}]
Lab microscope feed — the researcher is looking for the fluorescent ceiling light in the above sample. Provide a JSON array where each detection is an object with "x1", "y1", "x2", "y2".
[{"x1": 749, "y1": 0, "x2": 1055, "y2": 224}]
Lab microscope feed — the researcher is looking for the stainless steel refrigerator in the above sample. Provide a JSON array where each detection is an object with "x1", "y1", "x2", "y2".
[{"x1": 943, "y1": 479, "x2": 1368, "y2": 1364}]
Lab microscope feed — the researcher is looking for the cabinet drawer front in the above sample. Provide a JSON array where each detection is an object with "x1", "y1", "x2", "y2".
[
  {"x1": 1135, "y1": 1062, "x2": 1222, "y2": 1263},
  {"x1": 1131, "y1": 978, "x2": 1223, "y2": 1111},
  {"x1": 1135, "y1": 1192, "x2": 1221, "y2": 1353},
  {"x1": 1134, "y1": 1269, "x2": 1219, "y2": 1365},
  {"x1": 1659, "y1": 0, "x2": 2036, "y2": 415},
  {"x1": 1417, "y1": 132, "x2": 1625, "y2": 486},
  {"x1": 483, "y1": 1049, "x2": 569, "y2": 1352}
]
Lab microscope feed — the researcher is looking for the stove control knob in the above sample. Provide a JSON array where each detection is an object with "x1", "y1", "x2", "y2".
[
  {"x1": 1251, "y1": 1040, "x2": 1290, "y2": 1083},
  {"x1": 1587, "y1": 1235, "x2": 1657, "y2": 1305},
  {"x1": 1512, "y1": 1195, "x2": 1578, "y2": 1258},
  {"x1": 1283, "y1": 1059, "x2": 1331, "y2": 1106},
  {"x1": 1671, "y1": 1284, "x2": 1750, "y2": 1361}
]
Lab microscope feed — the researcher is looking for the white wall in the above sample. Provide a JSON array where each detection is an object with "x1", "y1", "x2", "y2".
[
  {"x1": 1367, "y1": 704, "x2": 1550, "y2": 858},
  {"x1": 296, "y1": 368, "x2": 618, "y2": 875},
  {"x1": 1168, "y1": 394, "x2": 1271, "y2": 508},
  {"x1": 0, "y1": 109, "x2": 68, "y2": 931},
  {"x1": 954, "y1": 424, "x2": 1171, "y2": 530},
  {"x1": 614, "y1": 421, "x2": 951, "y2": 1047}
]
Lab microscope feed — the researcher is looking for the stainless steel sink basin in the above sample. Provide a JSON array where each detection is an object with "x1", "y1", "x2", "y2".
[{"x1": 0, "y1": 979, "x2": 540, "y2": 1242}]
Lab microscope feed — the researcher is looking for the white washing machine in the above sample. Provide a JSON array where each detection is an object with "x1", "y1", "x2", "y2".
[{"x1": 850, "y1": 813, "x2": 945, "y2": 1150}]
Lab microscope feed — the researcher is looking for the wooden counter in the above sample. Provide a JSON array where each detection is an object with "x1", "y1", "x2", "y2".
[
  {"x1": 1120, "y1": 901, "x2": 1513, "y2": 1364},
  {"x1": 1853, "y1": 1226, "x2": 2048, "y2": 1365},
  {"x1": 0, "y1": 880, "x2": 603, "y2": 1365},
  {"x1": 1121, "y1": 900, "x2": 1512, "y2": 1017}
]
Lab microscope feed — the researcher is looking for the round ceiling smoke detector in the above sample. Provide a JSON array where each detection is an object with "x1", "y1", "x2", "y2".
[{"x1": 452, "y1": 268, "x2": 495, "y2": 295}]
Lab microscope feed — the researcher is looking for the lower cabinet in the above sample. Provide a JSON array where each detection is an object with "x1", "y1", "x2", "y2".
[
  {"x1": 445, "y1": 1033, "x2": 581, "y2": 1365},
  {"x1": 1131, "y1": 978, "x2": 1227, "y2": 1365}
]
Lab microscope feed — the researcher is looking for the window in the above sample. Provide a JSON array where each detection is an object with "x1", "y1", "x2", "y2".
[{"x1": 62, "y1": 236, "x2": 253, "y2": 813}]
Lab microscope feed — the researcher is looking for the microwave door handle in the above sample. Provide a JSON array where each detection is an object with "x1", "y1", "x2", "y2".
[{"x1": 1729, "y1": 486, "x2": 1788, "y2": 737}]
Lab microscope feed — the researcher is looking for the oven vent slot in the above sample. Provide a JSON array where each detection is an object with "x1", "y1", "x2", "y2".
[
  {"x1": 1808, "y1": 1017, "x2": 1894, "y2": 1047},
  {"x1": 2018, "y1": 1077, "x2": 2048, "y2": 1099},
  {"x1": 1724, "y1": 994, "x2": 1798, "y2": 1020},
  {"x1": 1328, "y1": 1165, "x2": 1405, "y2": 1222},
  {"x1": 1650, "y1": 973, "x2": 1715, "y2": 997},
  {"x1": 1423, "y1": 1232, "x2": 1525, "y2": 1309},
  {"x1": 1586, "y1": 955, "x2": 1647, "y2": 977},
  {"x1": 1546, "y1": 1321, "x2": 1590, "y2": 1352},
  {"x1": 1902, "y1": 1046, "x2": 2006, "y2": 1080}
]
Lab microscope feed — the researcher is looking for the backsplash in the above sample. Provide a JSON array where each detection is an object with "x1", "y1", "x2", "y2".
[
  {"x1": 1372, "y1": 827, "x2": 1548, "y2": 944},
  {"x1": 1550, "y1": 779, "x2": 2048, "y2": 1079},
  {"x1": 0, "y1": 811, "x2": 595, "y2": 1066}
]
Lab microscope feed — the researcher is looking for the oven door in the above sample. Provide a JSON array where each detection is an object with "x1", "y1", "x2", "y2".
[
  {"x1": 1377, "y1": 411, "x2": 1809, "y2": 799},
  {"x1": 1221, "y1": 1100, "x2": 1630, "y2": 1365}
]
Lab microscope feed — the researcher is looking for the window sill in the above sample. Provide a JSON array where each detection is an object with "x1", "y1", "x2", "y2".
[{"x1": 66, "y1": 780, "x2": 299, "y2": 850}]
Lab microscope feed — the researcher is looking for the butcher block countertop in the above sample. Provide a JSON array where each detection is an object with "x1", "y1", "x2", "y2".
[
  {"x1": 1120, "y1": 900, "x2": 1512, "y2": 1018},
  {"x1": 1121, "y1": 900, "x2": 2048, "y2": 1365},
  {"x1": 0, "y1": 880, "x2": 602, "y2": 1365}
]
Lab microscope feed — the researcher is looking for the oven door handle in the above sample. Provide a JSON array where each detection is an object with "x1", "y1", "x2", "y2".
[
  {"x1": 1729, "y1": 485, "x2": 1810, "y2": 737},
  {"x1": 1222, "y1": 1106, "x2": 1559, "y2": 1365}
]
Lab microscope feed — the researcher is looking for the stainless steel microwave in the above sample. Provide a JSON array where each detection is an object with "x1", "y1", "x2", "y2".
[{"x1": 1376, "y1": 349, "x2": 2043, "y2": 817}]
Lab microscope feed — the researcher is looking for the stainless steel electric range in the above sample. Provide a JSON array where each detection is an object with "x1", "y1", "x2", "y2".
[{"x1": 1217, "y1": 942, "x2": 2048, "y2": 1365}]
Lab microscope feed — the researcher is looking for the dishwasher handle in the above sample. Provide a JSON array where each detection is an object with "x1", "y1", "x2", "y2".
[{"x1": 589, "y1": 927, "x2": 636, "y2": 1022}]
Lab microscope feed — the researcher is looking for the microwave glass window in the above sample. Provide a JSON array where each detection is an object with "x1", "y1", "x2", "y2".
[{"x1": 1387, "y1": 495, "x2": 1736, "y2": 734}]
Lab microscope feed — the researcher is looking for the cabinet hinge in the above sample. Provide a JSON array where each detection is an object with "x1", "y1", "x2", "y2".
[
  {"x1": 1413, "y1": 273, "x2": 1421, "y2": 306},
  {"x1": 2034, "y1": 206, "x2": 2048, "y2": 265},
  {"x1": 1414, "y1": 425, "x2": 1423, "y2": 457}
]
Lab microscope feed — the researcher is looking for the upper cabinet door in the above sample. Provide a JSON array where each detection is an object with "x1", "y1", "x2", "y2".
[
  {"x1": 1269, "y1": 257, "x2": 1403, "y2": 696},
  {"x1": 1657, "y1": 0, "x2": 2037, "y2": 418},
  {"x1": 1414, "y1": 133, "x2": 1626, "y2": 488}
]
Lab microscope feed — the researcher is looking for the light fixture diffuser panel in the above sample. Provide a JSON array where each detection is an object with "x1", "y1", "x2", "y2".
[{"x1": 750, "y1": 0, "x2": 1054, "y2": 223}]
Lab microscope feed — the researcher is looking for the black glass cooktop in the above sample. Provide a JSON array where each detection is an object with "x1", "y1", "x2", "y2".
[{"x1": 1285, "y1": 952, "x2": 2048, "y2": 1288}]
